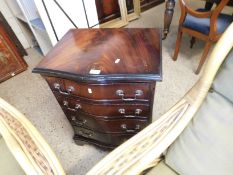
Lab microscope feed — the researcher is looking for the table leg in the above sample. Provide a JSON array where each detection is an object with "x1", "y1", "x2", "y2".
[{"x1": 163, "y1": 0, "x2": 175, "y2": 39}]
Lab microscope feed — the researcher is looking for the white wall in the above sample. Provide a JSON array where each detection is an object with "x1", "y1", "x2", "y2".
[
  {"x1": 0, "y1": 0, "x2": 100, "y2": 49},
  {"x1": 34, "y1": 0, "x2": 99, "y2": 46}
]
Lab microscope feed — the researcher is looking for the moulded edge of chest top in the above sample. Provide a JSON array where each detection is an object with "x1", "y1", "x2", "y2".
[{"x1": 32, "y1": 68, "x2": 162, "y2": 83}]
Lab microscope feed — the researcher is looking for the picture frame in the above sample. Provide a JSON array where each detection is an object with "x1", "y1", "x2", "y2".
[{"x1": 100, "y1": 0, "x2": 141, "y2": 28}]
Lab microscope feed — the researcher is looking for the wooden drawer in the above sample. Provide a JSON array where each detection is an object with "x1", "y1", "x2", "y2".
[
  {"x1": 45, "y1": 76, "x2": 150, "y2": 101},
  {"x1": 55, "y1": 93, "x2": 150, "y2": 118},
  {"x1": 73, "y1": 127, "x2": 137, "y2": 147},
  {"x1": 66, "y1": 111, "x2": 148, "y2": 133}
]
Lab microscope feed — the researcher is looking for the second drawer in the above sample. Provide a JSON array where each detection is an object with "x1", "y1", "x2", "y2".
[{"x1": 55, "y1": 93, "x2": 150, "y2": 118}]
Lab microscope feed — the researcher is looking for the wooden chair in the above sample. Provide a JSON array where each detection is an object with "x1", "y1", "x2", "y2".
[
  {"x1": 87, "y1": 23, "x2": 233, "y2": 175},
  {"x1": 173, "y1": 0, "x2": 233, "y2": 74},
  {"x1": 0, "y1": 98, "x2": 65, "y2": 175}
]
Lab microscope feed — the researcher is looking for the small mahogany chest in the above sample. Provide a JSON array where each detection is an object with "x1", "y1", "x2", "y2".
[{"x1": 33, "y1": 28, "x2": 162, "y2": 149}]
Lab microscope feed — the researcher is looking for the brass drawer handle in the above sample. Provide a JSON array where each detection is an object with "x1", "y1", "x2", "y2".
[
  {"x1": 116, "y1": 89, "x2": 143, "y2": 101},
  {"x1": 63, "y1": 101, "x2": 81, "y2": 111},
  {"x1": 118, "y1": 110, "x2": 137, "y2": 118},
  {"x1": 71, "y1": 116, "x2": 87, "y2": 126},
  {"x1": 54, "y1": 83, "x2": 74, "y2": 95},
  {"x1": 135, "y1": 109, "x2": 142, "y2": 115},
  {"x1": 118, "y1": 108, "x2": 142, "y2": 117},
  {"x1": 121, "y1": 124, "x2": 140, "y2": 133},
  {"x1": 118, "y1": 108, "x2": 125, "y2": 114}
]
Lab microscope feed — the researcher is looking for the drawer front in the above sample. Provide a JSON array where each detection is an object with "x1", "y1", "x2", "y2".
[
  {"x1": 44, "y1": 76, "x2": 150, "y2": 101},
  {"x1": 67, "y1": 111, "x2": 148, "y2": 133},
  {"x1": 56, "y1": 94, "x2": 150, "y2": 117},
  {"x1": 73, "y1": 127, "x2": 136, "y2": 146},
  {"x1": 54, "y1": 92, "x2": 150, "y2": 118}
]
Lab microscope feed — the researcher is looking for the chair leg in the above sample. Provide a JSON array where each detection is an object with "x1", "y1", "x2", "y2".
[
  {"x1": 195, "y1": 42, "x2": 212, "y2": 74},
  {"x1": 173, "y1": 29, "x2": 183, "y2": 61},
  {"x1": 190, "y1": 37, "x2": 196, "y2": 49}
]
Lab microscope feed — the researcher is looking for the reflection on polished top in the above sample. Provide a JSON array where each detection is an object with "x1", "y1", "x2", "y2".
[{"x1": 33, "y1": 28, "x2": 161, "y2": 82}]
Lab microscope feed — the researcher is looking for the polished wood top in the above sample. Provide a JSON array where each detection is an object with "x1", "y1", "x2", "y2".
[{"x1": 33, "y1": 28, "x2": 161, "y2": 82}]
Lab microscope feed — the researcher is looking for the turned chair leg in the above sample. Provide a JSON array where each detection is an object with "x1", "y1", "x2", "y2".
[
  {"x1": 190, "y1": 37, "x2": 196, "y2": 48},
  {"x1": 195, "y1": 42, "x2": 212, "y2": 74},
  {"x1": 173, "y1": 29, "x2": 183, "y2": 61}
]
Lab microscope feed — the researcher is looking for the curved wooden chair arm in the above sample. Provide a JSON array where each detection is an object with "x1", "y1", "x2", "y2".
[
  {"x1": 209, "y1": 0, "x2": 230, "y2": 36},
  {"x1": 179, "y1": 0, "x2": 229, "y2": 22},
  {"x1": 0, "y1": 98, "x2": 65, "y2": 175},
  {"x1": 179, "y1": 0, "x2": 212, "y2": 18},
  {"x1": 87, "y1": 23, "x2": 233, "y2": 175}
]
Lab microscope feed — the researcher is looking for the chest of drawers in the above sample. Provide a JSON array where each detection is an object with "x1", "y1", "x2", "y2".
[{"x1": 33, "y1": 28, "x2": 162, "y2": 149}]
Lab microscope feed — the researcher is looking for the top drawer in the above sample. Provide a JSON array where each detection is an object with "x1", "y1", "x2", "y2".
[{"x1": 44, "y1": 76, "x2": 151, "y2": 101}]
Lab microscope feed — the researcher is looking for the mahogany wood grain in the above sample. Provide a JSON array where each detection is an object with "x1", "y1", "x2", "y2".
[
  {"x1": 0, "y1": 24, "x2": 27, "y2": 83},
  {"x1": 66, "y1": 110, "x2": 146, "y2": 132},
  {"x1": 66, "y1": 110, "x2": 148, "y2": 134},
  {"x1": 0, "y1": 11, "x2": 27, "y2": 57},
  {"x1": 33, "y1": 29, "x2": 161, "y2": 82},
  {"x1": 95, "y1": 0, "x2": 164, "y2": 24},
  {"x1": 33, "y1": 29, "x2": 161, "y2": 149},
  {"x1": 45, "y1": 76, "x2": 151, "y2": 101},
  {"x1": 55, "y1": 93, "x2": 150, "y2": 117}
]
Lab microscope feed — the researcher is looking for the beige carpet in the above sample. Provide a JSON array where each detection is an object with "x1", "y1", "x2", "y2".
[{"x1": 0, "y1": 2, "x2": 216, "y2": 175}]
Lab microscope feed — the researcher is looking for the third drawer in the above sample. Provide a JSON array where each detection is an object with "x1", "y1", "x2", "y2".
[{"x1": 66, "y1": 110, "x2": 149, "y2": 133}]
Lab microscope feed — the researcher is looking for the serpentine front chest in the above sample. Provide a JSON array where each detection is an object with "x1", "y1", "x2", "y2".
[{"x1": 33, "y1": 28, "x2": 162, "y2": 149}]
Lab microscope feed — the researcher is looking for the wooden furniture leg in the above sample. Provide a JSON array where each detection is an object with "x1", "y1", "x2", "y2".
[
  {"x1": 195, "y1": 41, "x2": 212, "y2": 74},
  {"x1": 163, "y1": 0, "x2": 176, "y2": 39},
  {"x1": 190, "y1": 37, "x2": 196, "y2": 48},
  {"x1": 173, "y1": 29, "x2": 182, "y2": 61}
]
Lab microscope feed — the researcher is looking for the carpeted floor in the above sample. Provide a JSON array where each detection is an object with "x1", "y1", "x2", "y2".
[{"x1": 0, "y1": 2, "x2": 216, "y2": 175}]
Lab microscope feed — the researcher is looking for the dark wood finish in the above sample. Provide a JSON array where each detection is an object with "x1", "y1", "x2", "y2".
[
  {"x1": 33, "y1": 29, "x2": 161, "y2": 82},
  {"x1": 140, "y1": 0, "x2": 165, "y2": 12},
  {"x1": 53, "y1": 91, "x2": 150, "y2": 117},
  {"x1": 163, "y1": 0, "x2": 233, "y2": 39},
  {"x1": 33, "y1": 28, "x2": 161, "y2": 149},
  {"x1": 95, "y1": 0, "x2": 164, "y2": 24},
  {"x1": 163, "y1": 0, "x2": 175, "y2": 39},
  {"x1": 73, "y1": 129, "x2": 135, "y2": 149},
  {"x1": 0, "y1": 12, "x2": 27, "y2": 57},
  {"x1": 95, "y1": 0, "x2": 120, "y2": 24},
  {"x1": 45, "y1": 77, "x2": 151, "y2": 101},
  {"x1": 0, "y1": 23, "x2": 27, "y2": 83},
  {"x1": 173, "y1": 0, "x2": 231, "y2": 74},
  {"x1": 66, "y1": 109, "x2": 149, "y2": 134}
]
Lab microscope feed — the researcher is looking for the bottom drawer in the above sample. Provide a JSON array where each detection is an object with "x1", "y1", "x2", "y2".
[
  {"x1": 66, "y1": 110, "x2": 148, "y2": 133},
  {"x1": 73, "y1": 126, "x2": 136, "y2": 148}
]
